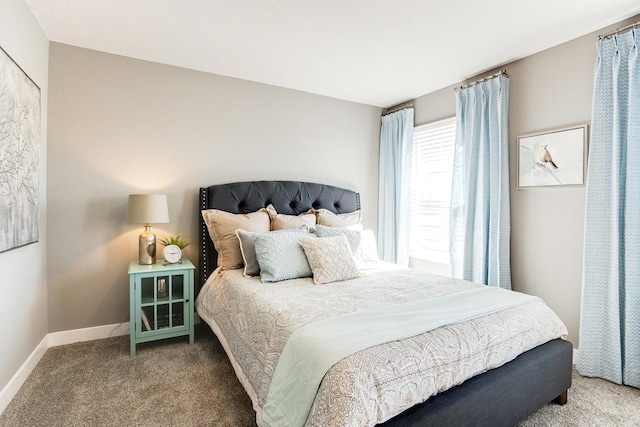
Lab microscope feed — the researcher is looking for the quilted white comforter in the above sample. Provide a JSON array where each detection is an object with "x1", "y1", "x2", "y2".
[{"x1": 196, "y1": 264, "x2": 568, "y2": 427}]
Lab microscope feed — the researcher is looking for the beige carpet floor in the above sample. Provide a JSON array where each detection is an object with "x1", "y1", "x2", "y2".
[{"x1": 1, "y1": 325, "x2": 639, "y2": 426}]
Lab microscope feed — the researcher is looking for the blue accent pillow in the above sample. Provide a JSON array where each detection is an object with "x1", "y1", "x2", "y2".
[
  {"x1": 236, "y1": 227, "x2": 308, "y2": 277},
  {"x1": 254, "y1": 232, "x2": 313, "y2": 283}
]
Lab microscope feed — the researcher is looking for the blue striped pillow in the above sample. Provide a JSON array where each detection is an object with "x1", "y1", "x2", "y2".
[{"x1": 254, "y1": 232, "x2": 313, "y2": 283}]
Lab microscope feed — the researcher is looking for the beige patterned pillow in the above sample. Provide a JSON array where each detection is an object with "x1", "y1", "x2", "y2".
[
  {"x1": 201, "y1": 208, "x2": 269, "y2": 270},
  {"x1": 299, "y1": 235, "x2": 360, "y2": 285},
  {"x1": 313, "y1": 208, "x2": 362, "y2": 227},
  {"x1": 266, "y1": 204, "x2": 316, "y2": 230}
]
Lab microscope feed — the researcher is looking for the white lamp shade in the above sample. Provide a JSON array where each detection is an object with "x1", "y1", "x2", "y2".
[{"x1": 126, "y1": 194, "x2": 170, "y2": 224}]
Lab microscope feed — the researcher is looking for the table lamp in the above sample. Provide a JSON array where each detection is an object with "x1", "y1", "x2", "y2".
[{"x1": 126, "y1": 194, "x2": 170, "y2": 264}]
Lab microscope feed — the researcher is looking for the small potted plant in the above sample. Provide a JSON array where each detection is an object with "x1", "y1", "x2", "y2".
[{"x1": 159, "y1": 234, "x2": 190, "y2": 264}]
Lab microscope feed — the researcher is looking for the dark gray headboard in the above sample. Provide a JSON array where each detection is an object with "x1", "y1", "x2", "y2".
[{"x1": 199, "y1": 180, "x2": 360, "y2": 287}]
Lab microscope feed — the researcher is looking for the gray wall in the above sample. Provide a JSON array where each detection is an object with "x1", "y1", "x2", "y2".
[
  {"x1": 47, "y1": 43, "x2": 382, "y2": 332},
  {"x1": 0, "y1": 0, "x2": 48, "y2": 396},
  {"x1": 413, "y1": 15, "x2": 640, "y2": 348}
]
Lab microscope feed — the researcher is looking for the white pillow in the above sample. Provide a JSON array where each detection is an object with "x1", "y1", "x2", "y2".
[
  {"x1": 314, "y1": 224, "x2": 379, "y2": 268},
  {"x1": 299, "y1": 235, "x2": 360, "y2": 285},
  {"x1": 254, "y1": 232, "x2": 313, "y2": 283}
]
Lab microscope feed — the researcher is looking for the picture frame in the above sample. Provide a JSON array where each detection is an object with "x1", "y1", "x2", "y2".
[
  {"x1": 0, "y1": 46, "x2": 41, "y2": 252},
  {"x1": 517, "y1": 124, "x2": 588, "y2": 188}
]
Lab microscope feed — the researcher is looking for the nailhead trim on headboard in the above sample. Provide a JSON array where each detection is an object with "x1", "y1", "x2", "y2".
[{"x1": 200, "y1": 189, "x2": 208, "y2": 285}]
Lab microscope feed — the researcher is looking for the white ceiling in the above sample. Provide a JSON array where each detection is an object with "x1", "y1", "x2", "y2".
[{"x1": 24, "y1": 0, "x2": 640, "y2": 107}]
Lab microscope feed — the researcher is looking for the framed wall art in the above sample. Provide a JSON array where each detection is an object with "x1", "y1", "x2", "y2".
[
  {"x1": 0, "y1": 46, "x2": 41, "y2": 252},
  {"x1": 517, "y1": 124, "x2": 588, "y2": 188}
]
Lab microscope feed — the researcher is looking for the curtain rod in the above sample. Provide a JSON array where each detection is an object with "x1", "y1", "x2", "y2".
[
  {"x1": 455, "y1": 70, "x2": 508, "y2": 92},
  {"x1": 599, "y1": 21, "x2": 639, "y2": 40},
  {"x1": 382, "y1": 101, "x2": 413, "y2": 116}
]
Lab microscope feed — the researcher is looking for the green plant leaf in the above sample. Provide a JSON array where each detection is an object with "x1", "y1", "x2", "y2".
[{"x1": 159, "y1": 234, "x2": 190, "y2": 249}]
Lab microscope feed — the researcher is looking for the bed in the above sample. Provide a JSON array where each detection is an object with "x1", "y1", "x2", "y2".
[{"x1": 196, "y1": 180, "x2": 573, "y2": 427}]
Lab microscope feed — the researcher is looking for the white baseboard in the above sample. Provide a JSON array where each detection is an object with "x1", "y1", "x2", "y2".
[
  {"x1": 573, "y1": 348, "x2": 579, "y2": 365},
  {"x1": 48, "y1": 322, "x2": 130, "y2": 348},
  {"x1": 0, "y1": 322, "x2": 130, "y2": 415},
  {"x1": 0, "y1": 335, "x2": 48, "y2": 414}
]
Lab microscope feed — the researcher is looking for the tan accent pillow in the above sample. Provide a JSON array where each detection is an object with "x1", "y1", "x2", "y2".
[
  {"x1": 313, "y1": 208, "x2": 362, "y2": 227},
  {"x1": 201, "y1": 208, "x2": 270, "y2": 270},
  {"x1": 266, "y1": 204, "x2": 316, "y2": 231}
]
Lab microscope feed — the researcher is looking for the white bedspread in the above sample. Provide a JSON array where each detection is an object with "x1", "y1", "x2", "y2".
[{"x1": 196, "y1": 263, "x2": 568, "y2": 427}]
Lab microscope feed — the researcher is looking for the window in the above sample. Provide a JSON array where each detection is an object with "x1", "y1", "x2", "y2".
[{"x1": 409, "y1": 117, "x2": 456, "y2": 267}]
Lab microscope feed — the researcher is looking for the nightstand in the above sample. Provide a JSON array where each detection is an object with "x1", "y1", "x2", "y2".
[{"x1": 128, "y1": 260, "x2": 195, "y2": 355}]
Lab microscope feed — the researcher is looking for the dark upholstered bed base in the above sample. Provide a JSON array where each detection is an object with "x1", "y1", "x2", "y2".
[
  {"x1": 379, "y1": 338, "x2": 573, "y2": 427},
  {"x1": 198, "y1": 181, "x2": 572, "y2": 427}
]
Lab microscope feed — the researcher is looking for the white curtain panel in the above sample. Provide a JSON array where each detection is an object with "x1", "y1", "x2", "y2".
[
  {"x1": 578, "y1": 30, "x2": 640, "y2": 387},
  {"x1": 378, "y1": 108, "x2": 414, "y2": 265},
  {"x1": 450, "y1": 75, "x2": 511, "y2": 289}
]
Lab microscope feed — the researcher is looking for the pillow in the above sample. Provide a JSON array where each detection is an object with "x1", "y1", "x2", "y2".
[
  {"x1": 315, "y1": 224, "x2": 380, "y2": 267},
  {"x1": 201, "y1": 208, "x2": 270, "y2": 270},
  {"x1": 313, "y1": 208, "x2": 362, "y2": 228},
  {"x1": 266, "y1": 204, "x2": 316, "y2": 230},
  {"x1": 236, "y1": 227, "x2": 308, "y2": 277},
  {"x1": 299, "y1": 235, "x2": 360, "y2": 285},
  {"x1": 254, "y1": 232, "x2": 313, "y2": 283}
]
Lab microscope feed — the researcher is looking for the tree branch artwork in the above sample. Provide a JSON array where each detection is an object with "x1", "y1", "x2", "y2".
[{"x1": 0, "y1": 46, "x2": 40, "y2": 252}]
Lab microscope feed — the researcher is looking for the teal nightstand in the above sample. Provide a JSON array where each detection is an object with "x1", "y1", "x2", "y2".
[{"x1": 128, "y1": 260, "x2": 195, "y2": 355}]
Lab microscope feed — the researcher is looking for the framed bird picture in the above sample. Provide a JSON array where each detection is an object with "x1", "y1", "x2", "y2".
[{"x1": 517, "y1": 124, "x2": 588, "y2": 188}]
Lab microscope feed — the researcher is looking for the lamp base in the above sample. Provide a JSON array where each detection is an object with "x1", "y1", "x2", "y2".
[{"x1": 139, "y1": 225, "x2": 156, "y2": 265}]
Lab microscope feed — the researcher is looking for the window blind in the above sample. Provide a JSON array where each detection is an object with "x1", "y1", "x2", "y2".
[{"x1": 410, "y1": 117, "x2": 456, "y2": 264}]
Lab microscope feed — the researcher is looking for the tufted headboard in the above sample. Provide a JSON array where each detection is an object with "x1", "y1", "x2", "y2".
[{"x1": 199, "y1": 180, "x2": 360, "y2": 287}]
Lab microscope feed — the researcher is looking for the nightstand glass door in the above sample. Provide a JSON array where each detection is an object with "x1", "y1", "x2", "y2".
[{"x1": 138, "y1": 273, "x2": 189, "y2": 333}]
